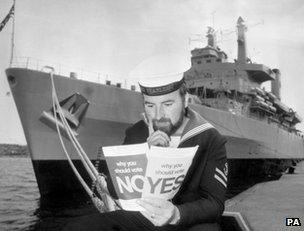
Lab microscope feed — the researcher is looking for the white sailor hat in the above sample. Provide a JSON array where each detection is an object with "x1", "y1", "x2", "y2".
[
  {"x1": 129, "y1": 53, "x2": 190, "y2": 96},
  {"x1": 138, "y1": 73, "x2": 185, "y2": 96}
]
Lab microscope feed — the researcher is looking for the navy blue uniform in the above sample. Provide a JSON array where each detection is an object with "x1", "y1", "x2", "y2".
[
  {"x1": 123, "y1": 108, "x2": 228, "y2": 228},
  {"x1": 63, "y1": 108, "x2": 227, "y2": 231}
]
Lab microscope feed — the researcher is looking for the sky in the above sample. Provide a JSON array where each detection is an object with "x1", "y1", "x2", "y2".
[{"x1": 0, "y1": 0, "x2": 304, "y2": 144}]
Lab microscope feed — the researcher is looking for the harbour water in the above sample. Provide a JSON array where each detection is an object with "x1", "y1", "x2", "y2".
[
  {"x1": 0, "y1": 157, "x2": 39, "y2": 231},
  {"x1": 0, "y1": 156, "x2": 101, "y2": 231}
]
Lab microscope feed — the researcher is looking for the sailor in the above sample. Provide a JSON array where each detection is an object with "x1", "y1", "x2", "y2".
[{"x1": 64, "y1": 62, "x2": 228, "y2": 231}]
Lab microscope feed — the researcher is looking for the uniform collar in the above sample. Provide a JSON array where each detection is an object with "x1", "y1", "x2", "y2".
[{"x1": 179, "y1": 108, "x2": 214, "y2": 144}]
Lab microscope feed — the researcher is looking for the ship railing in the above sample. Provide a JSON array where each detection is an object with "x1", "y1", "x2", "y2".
[{"x1": 9, "y1": 56, "x2": 140, "y2": 92}]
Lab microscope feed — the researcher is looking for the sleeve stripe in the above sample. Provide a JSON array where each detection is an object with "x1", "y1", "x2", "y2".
[
  {"x1": 214, "y1": 174, "x2": 227, "y2": 188},
  {"x1": 216, "y1": 167, "x2": 227, "y2": 182}
]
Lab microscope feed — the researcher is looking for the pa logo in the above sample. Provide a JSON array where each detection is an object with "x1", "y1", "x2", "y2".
[{"x1": 286, "y1": 218, "x2": 301, "y2": 226}]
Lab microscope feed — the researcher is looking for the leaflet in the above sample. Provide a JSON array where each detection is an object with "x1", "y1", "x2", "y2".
[{"x1": 102, "y1": 143, "x2": 198, "y2": 211}]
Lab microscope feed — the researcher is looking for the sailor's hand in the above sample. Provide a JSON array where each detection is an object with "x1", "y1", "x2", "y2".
[
  {"x1": 147, "y1": 119, "x2": 170, "y2": 147},
  {"x1": 147, "y1": 130, "x2": 170, "y2": 147},
  {"x1": 95, "y1": 175, "x2": 120, "y2": 212},
  {"x1": 137, "y1": 198, "x2": 180, "y2": 226}
]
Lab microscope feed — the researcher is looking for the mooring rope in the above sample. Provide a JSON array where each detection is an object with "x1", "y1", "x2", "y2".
[{"x1": 44, "y1": 66, "x2": 117, "y2": 212}]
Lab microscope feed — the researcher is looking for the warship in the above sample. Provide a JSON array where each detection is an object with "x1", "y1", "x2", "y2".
[{"x1": 6, "y1": 17, "x2": 304, "y2": 206}]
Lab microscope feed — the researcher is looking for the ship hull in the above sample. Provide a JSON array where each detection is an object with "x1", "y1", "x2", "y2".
[{"x1": 6, "y1": 68, "x2": 304, "y2": 206}]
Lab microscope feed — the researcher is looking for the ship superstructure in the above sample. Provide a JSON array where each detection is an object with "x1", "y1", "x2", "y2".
[{"x1": 185, "y1": 17, "x2": 302, "y2": 132}]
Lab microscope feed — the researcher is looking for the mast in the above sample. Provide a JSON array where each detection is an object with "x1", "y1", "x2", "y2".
[
  {"x1": 206, "y1": 27, "x2": 217, "y2": 48},
  {"x1": 9, "y1": 0, "x2": 16, "y2": 67},
  {"x1": 237, "y1": 16, "x2": 247, "y2": 64}
]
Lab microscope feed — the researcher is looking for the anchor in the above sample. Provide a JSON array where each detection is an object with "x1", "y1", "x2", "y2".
[{"x1": 39, "y1": 93, "x2": 89, "y2": 138}]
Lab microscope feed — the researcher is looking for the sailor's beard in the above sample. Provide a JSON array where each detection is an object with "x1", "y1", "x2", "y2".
[{"x1": 152, "y1": 109, "x2": 184, "y2": 136}]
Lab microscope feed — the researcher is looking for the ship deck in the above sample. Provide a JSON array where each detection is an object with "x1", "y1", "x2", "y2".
[{"x1": 224, "y1": 161, "x2": 304, "y2": 230}]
